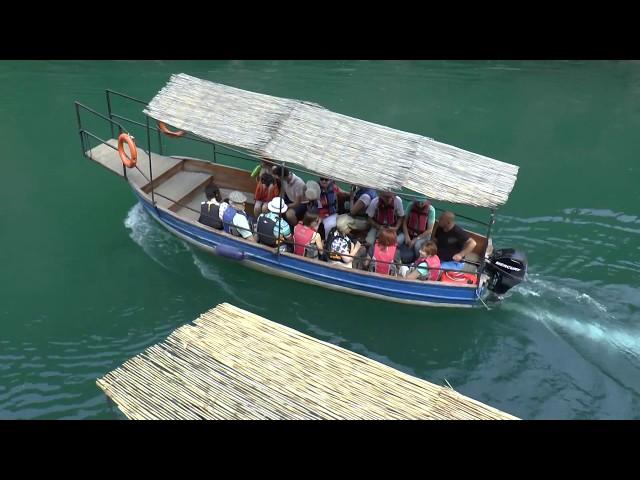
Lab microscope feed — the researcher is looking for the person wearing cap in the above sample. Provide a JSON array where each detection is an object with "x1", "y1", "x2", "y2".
[
  {"x1": 222, "y1": 191, "x2": 256, "y2": 241},
  {"x1": 399, "y1": 196, "x2": 436, "y2": 259},
  {"x1": 256, "y1": 197, "x2": 293, "y2": 251},
  {"x1": 285, "y1": 180, "x2": 321, "y2": 227}
]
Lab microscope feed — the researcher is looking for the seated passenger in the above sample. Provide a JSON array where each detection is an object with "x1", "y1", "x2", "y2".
[
  {"x1": 198, "y1": 183, "x2": 223, "y2": 229},
  {"x1": 367, "y1": 227, "x2": 402, "y2": 276},
  {"x1": 256, "y1": 197, "x2": 293, "y2": 252},
  {"x1": 254, "y1": 172, "x2": 276, "y2": 217},
  {"x1": 287, "y1": 180, "x2": 321, "y2": 226},
  {"x1": 338, "y1": 185, "x2": 377, "y2": 232},
  {"x1": 326, "y1": 214, "x2": 366, "y2": 269},
  {"x1": 251, "y1": 157, "x2": 274, "y2": 179},
  {"x1": 349, "y1": 185, "x2": 377, "y2": 215},
  {"x1": 293, "y1": 211, "x2": 324, "y2": 259},
  {"x1": 218, "y1": 196, "x2": 230, "y2": 224},
  {"x1": 404, "y1": 241, "x2": 441, "y2": 281},
  {"x1": 272, "y1": 166, "x2": 306, "y2": 220},
  {"x1": 222, "y1": 191, "x2": 256, "y2": 241},
  {"x1": 317, "y1": 177, "x2": 349, "y2": 240},
  {"x1": 432, "y1": 211, "x2": 477, "y2": 265},
  {"x1": 365, "y1": 191, "x2": 405, "y2": 246},
  {"x1": 399, "y1": 196, "x2": 436, "y2": 260}
]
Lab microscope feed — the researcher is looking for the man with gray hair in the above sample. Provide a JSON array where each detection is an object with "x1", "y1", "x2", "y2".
[{"x1": 222, "y1": 191, "x2": 256, "y2": 241}]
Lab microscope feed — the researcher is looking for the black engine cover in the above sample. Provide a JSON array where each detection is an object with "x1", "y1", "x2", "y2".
[{"x1": 485, "y1": 248, "x2": 527, "y2": 295}]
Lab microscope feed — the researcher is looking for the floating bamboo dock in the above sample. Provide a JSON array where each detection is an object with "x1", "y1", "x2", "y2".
[{"x1": 96, "y1": 303, "x2": 517, "y2": 420}]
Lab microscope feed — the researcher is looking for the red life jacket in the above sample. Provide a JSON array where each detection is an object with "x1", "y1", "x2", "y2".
[
  {"x1": 374, "y1": 198, "x2": 397, "y2": 226},
  {"x1": 293, "y1": 223, "x2": 316, "y2": 256},
  {"x1": 415, "y1": 255, "x2": 441, "y2": 281},
  {"x1": 407, "y1": 201, "x2": 431, "y2": 238},
  {"x1": 440, "y1": 270, "x2": 478, "y2": 286},
  {"x1": 373, "y1": 242, "x2": 397, "y2": 275}
]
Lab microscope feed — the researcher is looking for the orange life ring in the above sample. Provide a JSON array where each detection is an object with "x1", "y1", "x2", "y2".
[
  {"x1": 440, "y1": 271, "x2": 478, "y2": 286},
  {"x1": 157, "y1": 121, "x2": 185, "y2": 137},
  {"x1": 118, "y1": 133, "x2": 137, "y2": 169}
]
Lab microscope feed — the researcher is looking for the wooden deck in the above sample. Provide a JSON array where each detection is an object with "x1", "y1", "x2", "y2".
[
  {"x1": 96, "y1": 303, "x2": 518, "y2": 420},
  {"x1": 86, "y1": 140, "x2": 258, "y2": 218},
  {"x1": 85, "y1": 139, "x2": 182, "y2": 188}
]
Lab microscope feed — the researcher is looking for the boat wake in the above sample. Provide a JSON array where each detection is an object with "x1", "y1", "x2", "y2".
[
  {"x1": 505, "y1": 275, "x2": 640, "y2": 363},
  {"x1": 123, "y1": 203, "x2": 259, "y2": 309},
  {"x1": 124, "y1": 203, "x2": 189, "y2": 271}
]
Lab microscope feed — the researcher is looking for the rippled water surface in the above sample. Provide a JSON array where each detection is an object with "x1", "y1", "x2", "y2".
[{"x1": 1, "y1": 60, "x2": 639, "y2": 419}]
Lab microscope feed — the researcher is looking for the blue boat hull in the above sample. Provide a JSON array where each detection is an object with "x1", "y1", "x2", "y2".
[{"x1": 137, "y1": 194, "x2": 482, "y2": 308}]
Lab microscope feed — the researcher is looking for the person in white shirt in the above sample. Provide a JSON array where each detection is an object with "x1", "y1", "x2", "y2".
[{"x1": 272, "y1": 166, "x2": 306, "y2": 213}]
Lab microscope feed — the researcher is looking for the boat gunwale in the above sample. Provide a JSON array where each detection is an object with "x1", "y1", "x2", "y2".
[{"x1": 129, "y1": 176, "x2": 481, "y2": 292}]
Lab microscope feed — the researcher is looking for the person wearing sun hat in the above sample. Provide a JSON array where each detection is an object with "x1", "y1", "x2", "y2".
[
  {"x1": 256, "y1": 197, "x2": 293, "y2": 251},
  {"x1": 222, "y1": 190, "x2": 256, "y2": 241}
]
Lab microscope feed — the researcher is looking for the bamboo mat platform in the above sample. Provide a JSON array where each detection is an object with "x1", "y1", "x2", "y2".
[{"x1": 96, "y1": 303, "x2": 518, "y2": 420}]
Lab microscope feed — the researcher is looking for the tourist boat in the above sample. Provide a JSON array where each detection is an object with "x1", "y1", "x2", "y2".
[{"x1": 74, "y1": 73, "x2": 527, "y2": 308}]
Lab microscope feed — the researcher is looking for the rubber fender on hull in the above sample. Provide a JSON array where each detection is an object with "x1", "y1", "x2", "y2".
[{"x1": 214, "y1": 244, "x2": 245, "y2": 261}]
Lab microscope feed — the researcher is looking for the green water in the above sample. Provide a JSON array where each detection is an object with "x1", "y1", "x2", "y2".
[{"x1": 1, "y1": 60, "x2": 639, "y2": 419}]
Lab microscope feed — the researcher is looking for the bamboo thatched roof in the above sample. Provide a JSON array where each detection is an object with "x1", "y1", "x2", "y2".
[
  {"x1": 144, "y1": 73, "x2": 519, "y2": 208},
  {"x1": 97, "y1": 303, "x2": 518, "y2": 420}
]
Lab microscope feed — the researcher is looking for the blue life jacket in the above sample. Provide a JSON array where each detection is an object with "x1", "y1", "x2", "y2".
[
  {"x1": 354, "y1": 188, "x2": 377, "y2": 204},
  {"x1": 223, "y1": 207, "x2": 250, "y2": 236},
  {"x1": 319, "y1": 181, "x2": 338, "y2": 215}
]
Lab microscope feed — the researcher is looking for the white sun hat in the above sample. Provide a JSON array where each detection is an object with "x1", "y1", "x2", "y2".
[{"x1": 267, "y1": 197, "x2": 288, "y2": 214}]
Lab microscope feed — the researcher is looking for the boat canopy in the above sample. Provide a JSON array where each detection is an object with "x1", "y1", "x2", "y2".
[{"x1": 144, "y1": 73, "x2": 519, "y2": 208}]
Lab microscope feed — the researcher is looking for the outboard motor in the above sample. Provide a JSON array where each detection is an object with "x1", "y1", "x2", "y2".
[{"x1": 484, "y1": 248, "x2": 527, "y2": 295}]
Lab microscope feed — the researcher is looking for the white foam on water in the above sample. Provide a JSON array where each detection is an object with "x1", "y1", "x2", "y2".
[
  {"x1": 509, "y1": 304, "x2": 640, "y2": 361},
  {"x1": 523, "y1": 275, "x2": 609, "y2": 314},
  {"x1": 507, "y1": 275, "x2": 640, "y2": 361},
  {"x1": 123, "y1": 203, "x2": 188, "y2": 270}
]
